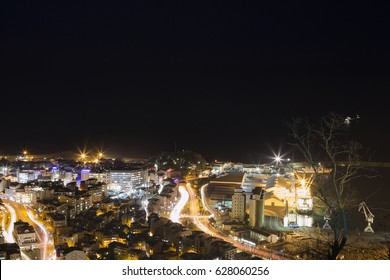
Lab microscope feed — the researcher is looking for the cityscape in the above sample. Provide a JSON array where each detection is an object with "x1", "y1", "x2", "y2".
[
  {"x1": 1, "y1": 139, "x2": 389, "y2": 260},
  {"x1": 3, "y1": 1, "x2": 390, "y2": 263}
]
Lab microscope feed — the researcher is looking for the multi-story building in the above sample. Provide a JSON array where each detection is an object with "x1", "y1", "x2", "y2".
[
  {"x1": 107, "y1": 169, "x2": 148, "y2": 191},
  {"x1": 46, "y1": 213, "x2": 67, "y2": 228},
  {"x1": 88, "y1": 172, "x2": 107, "y2": 183},
  {"x1": 88, "y1": 186, "x2": 104, "y2": 204},
  {"x1": 57, "y1": 194, "x2": 92, "y2": 215},
  {"x1": 80, "y1": 169, "x2": 90, "y2": 181},
  {"x1": 17, "y1": 170, "x2": 36, "y2": 183},
  {"x1": 13, "y1": 221, "x2": 38, "y2": 249},
  {"x1": 231, "y1": 188, "x2": 246, "y2": 222},
  {"x1": 50, "y1": 167, "x2": 60, "y2": 181}
]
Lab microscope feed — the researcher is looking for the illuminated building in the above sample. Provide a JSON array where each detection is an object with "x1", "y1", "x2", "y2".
[
  {"x1": 249, "y1": 187, "x2": 265, "y2": 228},
  {"x1": 13, "y1": 221, "x2": 38, "y2": 249},
  {"x1": 50, "y1": 166, "x2": 60, "y2": 181},
  {"x1": 81, "y1": 169, "x2": 90, "y2": 181},
  {"x1": 88, "y1": 172, "x2": 107, "y2": 183},
  {"x1": 57, "y1": 194, "x2": 92, "y2": 215},
  {"x1": 231, "y1": 188, "x2": 246, "y2": 221},
  {"x1": 17, "y1": 170, "x2": 36, "y2": 183},
  {"x1": 62, "y1": 171, "x2": 74, "y2": 186},
  {"x1": 107, "y1": 169, "x2": 148, "y2": 191},
  {"x1": 0, "y1": 166, "x2": 9, "y2": 176}
]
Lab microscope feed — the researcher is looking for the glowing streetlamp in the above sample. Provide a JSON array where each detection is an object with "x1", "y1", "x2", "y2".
[
  {"x1": 273, "y1": 155, "x2": 283, "y2": 166},
  {"x1": 80, "y1": 153, "x2": 87, "y2": 163}
]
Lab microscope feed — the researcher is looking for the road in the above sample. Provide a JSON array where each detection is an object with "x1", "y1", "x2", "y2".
[
  {"x1": 1, "y1": 203, "x2": 17, "y2": 243},
  {"x1": 170, "y1": 185, "x2": 189, "y2": 223},
  {"x1": 185, "y1": 182, "x2": 288, "y2": 259},
  {"x1": 3, "y1": 199, "x2": 55, "y2": 260},
  {"x1": 1, "y1": 202, "x2": 31, "y2": 259}
]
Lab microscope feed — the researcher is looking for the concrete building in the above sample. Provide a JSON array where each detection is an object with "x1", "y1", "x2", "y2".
[
  {"x1": 17, "y1": 170, "x2": 36, "y2": 183},
  {"x1": 50, "y1": 167, "x2": 60, "y2": 181},
  {"x1": 57, "y1": 194, "x2": 92, "y2": 215},
  {"x1": 89, "y1": 172, "x2": 107, "y2": 183},
  {"x1": 61, "y1": 247, "x2": 87, "y2": 260},
  {"x1": 249, "y1": 187, "x2": 265, "y2": 228},
  {"x1": 13, "y1": 221, "x2": 38, "y2": 249},
  {"x1": 207, "y1": 172, "x2": 245, "y2": 201},
  {"x1": 107, "y1": 169, "x2": 148, "y2": 192},
  {"x1": 88, "y1": 186, "x2": 104, "y2": 204},
  {"x1": 47, "y1": 213, "x2": 67, "y2": 228},
  {"x1": 231, "y1": 188, "x2": 246, "y2": 221},
  {"x1": 81, "y1": 169, "x2": 90, "y2": 182}
]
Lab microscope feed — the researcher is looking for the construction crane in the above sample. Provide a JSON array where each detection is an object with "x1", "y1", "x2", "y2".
[{"x1": 358, "y1": 202, "x2": 375, "y2": 233}]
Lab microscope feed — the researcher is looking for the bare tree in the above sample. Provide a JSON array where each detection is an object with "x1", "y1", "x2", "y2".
[{"x1": 286, "y1": 113, "x2": 369, "y2": 259}]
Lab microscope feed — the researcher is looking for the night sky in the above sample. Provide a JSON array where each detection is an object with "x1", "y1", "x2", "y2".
[{"x1": 2, "y1": 1, "x2": 390, "y2": 162}]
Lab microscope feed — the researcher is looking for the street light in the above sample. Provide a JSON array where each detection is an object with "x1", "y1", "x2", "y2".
[{"x1": 80, "y1": 153, "x2": 87, "y2": 163}]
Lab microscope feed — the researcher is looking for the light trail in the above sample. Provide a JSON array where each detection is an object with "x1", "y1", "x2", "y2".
[
  {"x1": 187, "y1": 183, "x2": 287, "y2": 259},
  {"x1": 26, "y1": 208, "x2": 49, "y2": 259},
  {"x1": 4, "y1": 199, "x2": 55, "y2": 260},
  {"x1": 3, "y1": 203, "x2": 17, "y2": 243},
  {"x1": 170, "y1": 186, "x2": 189, "y2": 223},
  {"x1": 200, "y1": 184, "x2": 216, "y2": 217},
  {"x1": 2, "y1": 203, "x2": 30, "y2": 259}
]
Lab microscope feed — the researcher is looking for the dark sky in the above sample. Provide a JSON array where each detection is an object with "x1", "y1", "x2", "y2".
[{"x1": 2, "y1": 1, "x2": 390, "y2": 162}]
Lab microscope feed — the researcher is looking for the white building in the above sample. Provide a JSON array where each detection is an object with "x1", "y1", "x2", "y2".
[
  {"x1": 17, "y1": 171, "x2": 36, "y2": 183},
  {"x1": 62, "y1": 171, "x2": 74, "y2": 186},
  {"x1": 13, "y1": 222, "x2": 38, "y2": 249},
  {"x1": 80, "y1": 169, "x2": 90, "y2": 181},
  {"x1": 50, "y1": 167, "x2": 60, "y2": 181},
  {"x1": 231, "y1": 188, "x2": 246, "y2": 222},
  {"x1": 107, "y1": 169, "x2": 148, "y2": 192},
  {"x1": 0, "y1": 166, "x2": 9, "y2": 176}
]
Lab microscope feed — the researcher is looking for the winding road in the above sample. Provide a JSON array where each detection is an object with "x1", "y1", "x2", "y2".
[{"x1": 3, "y1": 199, "x2": 55, "y2": 260}]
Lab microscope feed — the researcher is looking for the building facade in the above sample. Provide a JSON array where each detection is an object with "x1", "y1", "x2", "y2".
[{"x1": 231, "y1": 188, "x2": 246, "y2": 221}]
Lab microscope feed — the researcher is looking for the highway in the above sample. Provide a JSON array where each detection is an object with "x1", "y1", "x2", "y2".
[
  {"x1": 2, "y1": 203, "x2": 17, "y2": 243},
  {"x1": 170, "y1": 185, "x2": 189, "y2": 223},
  {"x1": 1, "y1": 202, "x2": 31, "y2": 259},
  {"x1": 3, "y1": 199, "x2": 55, "y2": 260}
]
